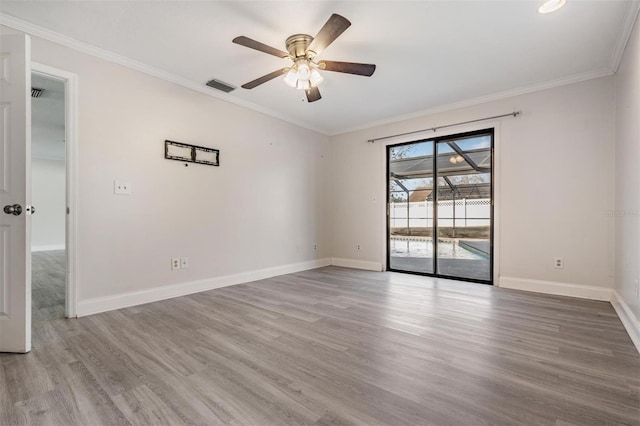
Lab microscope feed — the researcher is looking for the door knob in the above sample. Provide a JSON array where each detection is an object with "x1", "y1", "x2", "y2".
[{"x1": 3, "y1": 204, "x2": 22, "y2": 216}]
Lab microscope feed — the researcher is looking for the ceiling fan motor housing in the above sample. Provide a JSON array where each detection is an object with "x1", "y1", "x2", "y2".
[{"x1": 285, "y1": 34, "x2": 315, "y2": 58}]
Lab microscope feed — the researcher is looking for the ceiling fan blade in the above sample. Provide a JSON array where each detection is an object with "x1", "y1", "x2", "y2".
[
  {"x1": 319, "y1": 60, "x2": 376, "y2": 76},
  {"x1": 233, "y1": 36, "x2": 289, "y2": 58},
  {"x1": 307, "y1": 14, "x2": 351, "y2": 56},
  {"x1": 306, "y1": 86, "x2": 321, "y2": 102},
  {"x1": 241, "y1": 68, "x2": 288, "y2": 89}
]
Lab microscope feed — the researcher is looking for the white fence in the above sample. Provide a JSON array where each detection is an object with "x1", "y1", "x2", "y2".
[{"x1": 390, "y1": 198, "x2": 490, "y2": 228}]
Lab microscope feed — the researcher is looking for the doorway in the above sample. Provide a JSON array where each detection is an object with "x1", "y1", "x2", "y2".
[
  {"x1": 387, "y1": 129, "x2": 494, "y2": 284},
  {"x1": 31, "y1": 63, "x2": 78, "y2": 324},
  {"x1": 31, "y1": 74, "x2": 67, "y2": 328}
]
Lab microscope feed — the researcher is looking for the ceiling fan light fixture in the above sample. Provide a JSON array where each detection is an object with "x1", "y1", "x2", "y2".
[
  {"x1": 297, "y1": 79, "x2": 310, "y2": 91},
  {"x1": 297, "y1": 62, "x2": 311, "y2": 80},
  {"x1": 283, "y1": 68, "x2": 298, "y2": 87},
  {"x1": 309, "y1": 68, "x2": 324, "y2": 87},
  {"x1": 283, "y1": 59, "x2": 323, "y2": 90},
  {"x1": 538, "y1": 0, "x2": 566, "y2": 14}
]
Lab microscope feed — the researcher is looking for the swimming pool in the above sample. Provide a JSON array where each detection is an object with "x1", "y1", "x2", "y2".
[{"x1": 390, "y1": 237, "x2": 488, "y2": 260}]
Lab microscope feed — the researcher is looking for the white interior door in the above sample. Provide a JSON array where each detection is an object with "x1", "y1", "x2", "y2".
[{"x1": 0, "y1": 34, "x2": 32, "y2": 353}]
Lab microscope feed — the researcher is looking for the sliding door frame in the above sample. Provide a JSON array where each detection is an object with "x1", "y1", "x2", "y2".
[{"x1": 385, "y1": 128, "x2": 495, "y2": 285}]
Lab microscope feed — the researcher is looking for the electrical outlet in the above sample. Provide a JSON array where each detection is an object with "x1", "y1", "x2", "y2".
[
  {"x1": 181, "y1": 257, "x2": 188, "y2": 269},
  {"x1": 114, "y1": 180, "x2": 132, "y2": 195},
  {"x1": 554, "y1": 257, "x2": 564, "y2": 269},
  {"x1": 313, "y1": 244, "x2": 317, "y2": 250},
  {"x1": 171, "y1": 258, "x2": 180, "y2": 271},
  {"x1": 357, "y1": 244, "x2": 361, "y2": 250}
]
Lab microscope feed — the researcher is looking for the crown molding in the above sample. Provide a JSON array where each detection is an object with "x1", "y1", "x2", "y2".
[
  {"x1": 0, "y1": 13, "x2": 329, "y2": 136},
  {"x1": 331, "y1": 67, "x2": 613, "y2": 136},
  {"x1": 609, "y1": 0, "x2": 640, "y2": 73}
]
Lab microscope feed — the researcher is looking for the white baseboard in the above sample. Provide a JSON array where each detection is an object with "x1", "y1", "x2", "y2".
[
  {"x1": 331, "y1": 257, "x2": 382, "y2": 271},
  {"x1": 77, "y1": 257, "x2": 331, "y2": 317},
  {"x1": 498, "y1": 276, "x2": 612, "y2": 301},
  {"x1": 32, "y1": 244, "x2": 65, "y2": 252},
  {"x1": 611, "y1": 290, "x2": 640, "y2": 353}
]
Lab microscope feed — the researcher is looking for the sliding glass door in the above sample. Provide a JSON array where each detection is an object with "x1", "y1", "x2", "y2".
[
  {"x1": 387, "y1": 129, "x2": 493, "y2": 284},
  {"x1": 388, "y1": 140, "x2": 435, "y2": 274}
]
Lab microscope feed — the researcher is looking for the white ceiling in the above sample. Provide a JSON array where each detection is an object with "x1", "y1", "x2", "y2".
[
  {"x1": 32, "y1": 74, "x2": 65, "y2": 160},
  {"x1": 2, "y1": 1, "x2": 637, "y2": 135}
]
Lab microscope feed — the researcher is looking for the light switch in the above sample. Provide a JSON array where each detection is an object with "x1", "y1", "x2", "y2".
[{"x1": 114, "y1": 180, "x2": 132, "y2": 195}]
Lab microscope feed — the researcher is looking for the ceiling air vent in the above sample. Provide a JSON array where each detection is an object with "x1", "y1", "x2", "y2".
[
  {"x1": 31, "y1": 87, "x2": 44, "y2": 98},
  {"x1": 206, "y1": 79, "x2": 236, "y2": 93}
]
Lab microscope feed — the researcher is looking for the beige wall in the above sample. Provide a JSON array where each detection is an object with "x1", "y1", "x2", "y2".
[
  {"x1": 330, "y1": 76, "x2": 616, "y2": 293},
  {"x1": 2, "y1": 26, "x2": 332, "y2": 303},
  {"x1": 614, "y1": 14, "x2": 640, "y2": 323}
]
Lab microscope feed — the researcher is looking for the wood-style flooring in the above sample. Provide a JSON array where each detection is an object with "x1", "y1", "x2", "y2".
[
  {"x1": 2, "y1": 256, "x2": 639, "y2": 425},
  {"x1": 31, "y1": 250, "x2": 66, "y2": 324}
]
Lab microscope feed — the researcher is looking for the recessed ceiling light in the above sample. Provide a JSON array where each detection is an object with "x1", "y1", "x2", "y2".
[{"x1": 538, "y1": 0, "x2": 566, "y2": 14}]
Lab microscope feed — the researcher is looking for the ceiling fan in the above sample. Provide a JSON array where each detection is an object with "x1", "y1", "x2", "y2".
[{"x1": 232, "y1": 13, "x2": 376, "y2": 103}]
